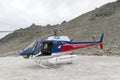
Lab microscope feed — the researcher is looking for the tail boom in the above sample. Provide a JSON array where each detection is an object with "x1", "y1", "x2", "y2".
[
  {"x1": 62, "y1": 33, "x2": 104, "y2": 52},
  {"x1": 62, "y1": 42, "x2": 103, "y2": 52}
]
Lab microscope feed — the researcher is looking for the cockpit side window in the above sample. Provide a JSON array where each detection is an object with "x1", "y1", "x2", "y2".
[
  {"x1": 35, "y1": 41, "x2": 42, "y2": 49},
  {"x1": 33, "y1": 41, "x2": 43, "y2": 55},
  {"x1": 41, "y1": 42, "x2": 53, "y2": 55}
]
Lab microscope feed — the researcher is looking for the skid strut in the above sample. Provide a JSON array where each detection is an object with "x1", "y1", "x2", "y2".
[{"x1": 34, "y1": 59, "x2": 48, "y2": 68}]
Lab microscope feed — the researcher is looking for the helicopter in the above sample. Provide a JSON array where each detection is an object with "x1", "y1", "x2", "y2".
[{"x1": 19, "y1": 29, "x2": 104, "y2": 67}]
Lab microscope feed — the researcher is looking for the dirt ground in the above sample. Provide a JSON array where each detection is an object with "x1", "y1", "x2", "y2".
[{"x1": 0, "y1": 56, "x2": 120, "y2": 80}]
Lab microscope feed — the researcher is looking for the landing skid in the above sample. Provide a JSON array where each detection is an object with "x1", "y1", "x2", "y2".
[
  {"x1": 31, "y1": 54, "x2": 77, "y2": 68},
  {"x1": 34, "y1": 59, "x2": 48, "y2": 68},
  {"x1": 34, "y1": 60, "x2": 60, "y2": 68}
]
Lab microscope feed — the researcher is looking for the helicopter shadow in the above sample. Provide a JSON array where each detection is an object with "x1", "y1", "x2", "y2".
[{"x1": 25, "y1": 62, "x2": 72, "y2": 69}]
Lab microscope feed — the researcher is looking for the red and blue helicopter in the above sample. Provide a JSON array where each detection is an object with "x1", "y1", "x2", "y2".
[{"x1": 19, "y1": 32, "x2": 104, "y2": 67}]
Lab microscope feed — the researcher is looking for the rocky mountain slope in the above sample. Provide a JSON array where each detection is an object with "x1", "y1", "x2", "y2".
[{"x1": 0, "y1": 0, "x2": 120, "y2": 56}]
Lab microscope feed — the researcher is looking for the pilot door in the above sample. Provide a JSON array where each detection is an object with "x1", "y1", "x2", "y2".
[{"x1": 41, "y1": 42, "x2": 53, "y2": 55}]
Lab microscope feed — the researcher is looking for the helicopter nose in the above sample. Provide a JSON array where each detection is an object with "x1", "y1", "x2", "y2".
[
  {"x1": 19, "y1": 50, "x2": 25, "y2": 55},
  {"x1": 19, "y1": 50, "x2": 31, "y2": 58}
]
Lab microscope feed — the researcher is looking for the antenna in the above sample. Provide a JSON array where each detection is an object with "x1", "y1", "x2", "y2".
[{"x1": 53, "y1": 29, "x2": 58, "y2": 36}]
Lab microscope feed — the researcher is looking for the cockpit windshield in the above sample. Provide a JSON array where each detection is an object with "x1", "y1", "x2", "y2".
[
  {"x1": 23, "y1": 40, "x2": 43, "y2": 55},
  {"x1": 25, "y1": 40, "x2": 42, "y2": 50},
  {"x1": 24, "y1": 41, "x2": 37, "y2": 51}
]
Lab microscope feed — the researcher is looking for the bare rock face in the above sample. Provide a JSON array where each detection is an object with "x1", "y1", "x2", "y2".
[
  {"x1": 31, "y1": 23, "x2": 36, "y2": 27},
  {"x1": 117, "y1": 0, "x2": 120, "y2": 2},
  {"x1": 90, "y1": 1, "x2": 120, "y2": 20}
]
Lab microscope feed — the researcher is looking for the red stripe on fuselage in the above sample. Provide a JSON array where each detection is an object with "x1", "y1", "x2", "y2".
[{"x1": 62, "y1": 43, "x2": 98, "y2": 52}]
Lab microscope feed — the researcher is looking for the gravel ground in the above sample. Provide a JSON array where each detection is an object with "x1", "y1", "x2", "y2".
[{"x1": 0, "y1": 56, "x2": 120, "y2": 80}]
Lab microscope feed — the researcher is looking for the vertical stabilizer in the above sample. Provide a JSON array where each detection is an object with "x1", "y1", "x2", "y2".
[{"x1": 99, "y1": 33, "x2": 104, "y2": 49}]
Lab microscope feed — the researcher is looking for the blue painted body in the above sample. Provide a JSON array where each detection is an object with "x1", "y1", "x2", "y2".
[{"x1": 20, "y1": 40, "x2": 66, "y2": 55}]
